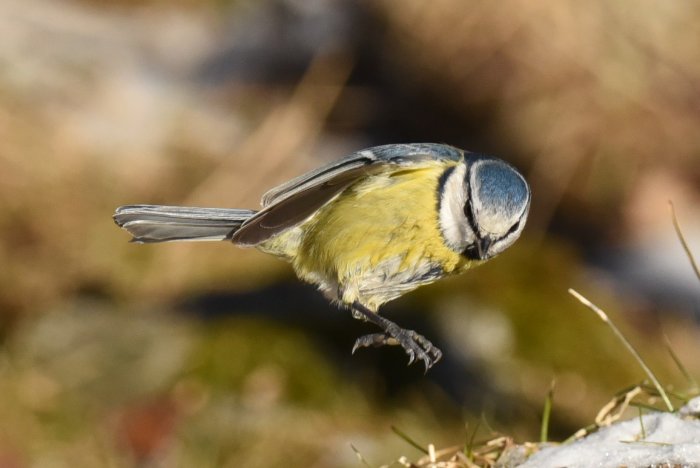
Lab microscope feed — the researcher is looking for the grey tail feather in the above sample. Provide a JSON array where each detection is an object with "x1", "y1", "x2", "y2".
[{"x1": 113, "y1": 205, "x2": 257, "y2": 243}]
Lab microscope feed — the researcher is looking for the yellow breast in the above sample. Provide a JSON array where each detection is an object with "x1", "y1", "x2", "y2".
[{"x1": 281, "y1": 162, "x2": 470, "y2": 309}]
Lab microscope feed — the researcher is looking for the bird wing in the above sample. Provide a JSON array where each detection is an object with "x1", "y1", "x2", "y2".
[{"x1": 231, "y1": 143, "x2": 464, "y2": 246}]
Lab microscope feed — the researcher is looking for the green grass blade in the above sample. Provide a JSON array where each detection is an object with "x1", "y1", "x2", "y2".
[
  {"x1": 568, "y1": 289, "x2": 674, "y2": 412},
  {"x1": 670, "y1": 201, "x2": 700, "y2": 283},
  {"x1": 350, "y1": 444, "x2": 374, "y2": 468},
  {"x1": 540, "y1": 379, "x2": 555, "y2": 442},
  {"x1": 391, "y1": 425, "x2": 428, "y2": 455}
]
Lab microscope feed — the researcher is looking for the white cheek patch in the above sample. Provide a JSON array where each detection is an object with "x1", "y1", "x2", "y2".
[{"x1": 438, "y1": 163, "x2": 474, "y2": 251}]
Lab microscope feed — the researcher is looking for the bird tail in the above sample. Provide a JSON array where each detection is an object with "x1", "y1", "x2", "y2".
[{"x1": 113, "y1": 205, "x2": 256, "y2": 243}]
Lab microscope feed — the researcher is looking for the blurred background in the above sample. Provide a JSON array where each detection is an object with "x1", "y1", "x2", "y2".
[{"x1": 1, "y1": 0, "x2": 700, "y2": 466}]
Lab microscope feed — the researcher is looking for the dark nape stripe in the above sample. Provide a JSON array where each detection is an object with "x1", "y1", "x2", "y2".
[
  {"x1": 436, "y1": 165, "x2": 456, "y2": 213},
  {"x1": 462, "y1": 168, "x2": 479, "y2": 235},
  {"x1": 464, "y1": 197, "x2": 478, "y2": 234},
  {"x1": 461, "y1": 166, "x2": 483, "y2": 259}
]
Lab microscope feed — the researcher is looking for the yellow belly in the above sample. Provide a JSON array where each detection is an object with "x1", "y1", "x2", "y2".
[{"x1": 263, "y1": 162, "x2": 471, "y2": 310}]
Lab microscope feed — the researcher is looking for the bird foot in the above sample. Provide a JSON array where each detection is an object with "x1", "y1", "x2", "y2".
[
  {"x1": 349, "y1": 301, "x2": 443, "y2": 372},
  {"x1": 352, "y1": 328, "x2": 442, "y2": 372}
]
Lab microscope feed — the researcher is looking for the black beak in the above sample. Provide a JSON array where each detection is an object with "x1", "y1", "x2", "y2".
[
  {"x1": 463, "y1": 237, "x2": 492, "y2": 260},
  {"x1": 477, "y1": 236, "x2": 491, "y2": 259}
]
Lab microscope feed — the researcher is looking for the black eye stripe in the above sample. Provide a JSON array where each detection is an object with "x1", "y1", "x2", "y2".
[{"x1": 492, "y1": 220, "x2": 521, "y2": 244}]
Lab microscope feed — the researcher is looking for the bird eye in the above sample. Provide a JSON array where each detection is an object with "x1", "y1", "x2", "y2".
[{"x1": 505, "y1": 221, "x2": 520, "y2": 236}]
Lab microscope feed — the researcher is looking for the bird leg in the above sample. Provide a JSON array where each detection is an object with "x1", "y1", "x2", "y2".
[{"x1": 350, "y1": 301, "x2": 442, "y2": 371}]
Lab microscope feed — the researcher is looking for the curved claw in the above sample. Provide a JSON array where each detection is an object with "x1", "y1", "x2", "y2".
[
  {"x1": 352, "y1": 333, "x2": 392, "y2": 354},
  {"x1": 351, "y1": 329, "x2": 442, "y2": 370},
  {"x1": 349, "y1": 302, "x2": 443, "y2": 371}
]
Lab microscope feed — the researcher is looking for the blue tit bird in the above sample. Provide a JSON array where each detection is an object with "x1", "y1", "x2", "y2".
[{"x1": 114, "y1": 143, "x2": 530, "y2": 371}]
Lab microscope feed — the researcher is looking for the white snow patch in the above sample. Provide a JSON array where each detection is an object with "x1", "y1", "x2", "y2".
[{"x1": 515, "y1": 397, "x2": 700, "y2": 467}]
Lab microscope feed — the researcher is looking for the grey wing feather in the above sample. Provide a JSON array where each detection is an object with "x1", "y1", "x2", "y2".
[
  {"x1": 114, "y1": 205, "x2": 256, "y2": 243},
  {"x1": 232, "y1": 143, "x2": 464, "y2": 246},
  {"x1": 261, "y1": 143, "x2": 463, "y2": 207}
]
